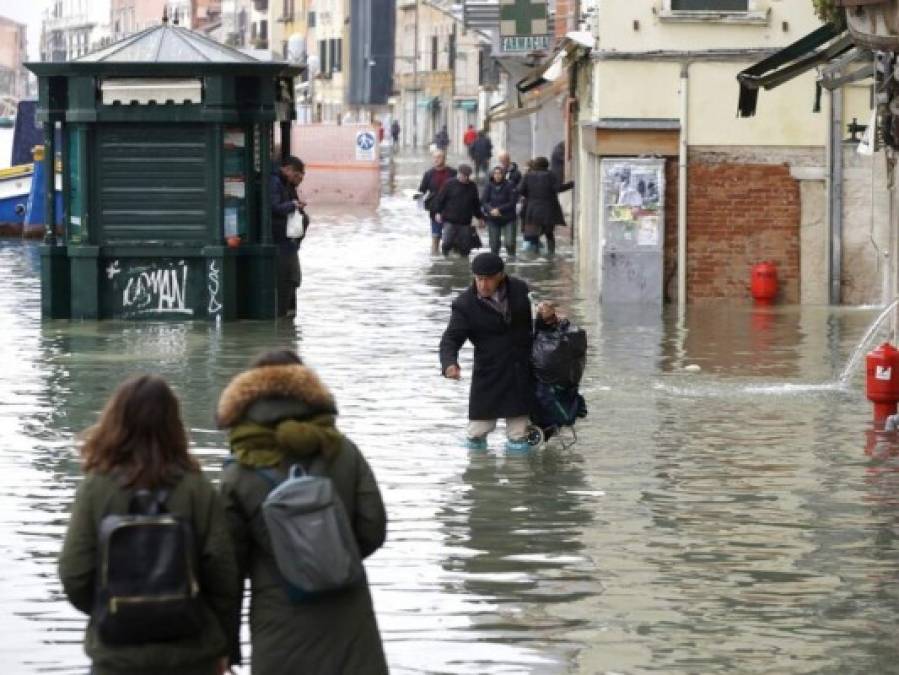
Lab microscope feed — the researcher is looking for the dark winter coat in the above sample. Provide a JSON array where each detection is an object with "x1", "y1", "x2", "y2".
[
  {"x1": 58, "y1": 470, "x2": 239, "y2": 675},
  {"x1": 440, "y1": 275, "x2": 534, "y2": 420},
  {"x1": 270, "y1": 169, "x2": 302, "y2": 251},
  {"x1": 470, "y1": 134, "x2": 493, "y2": 164},
  {"x1": 418, "y1": 166, "x2": 457, "y2": 215},
  {"x1": 217, "y1": 364, "x2": 388, "y2": 675},
  {"x1": 519, "y1": 170, "x2": 566, "y2": 236},
  {"x1": 481, "y1": 179, "x2": 517, "y2": 225},
  {"x1": 503, "y1": 162, "x2": 523, "y2": 188},
  {"x1": 434, "y1": 177, "x2": 482, "y2": 225}
]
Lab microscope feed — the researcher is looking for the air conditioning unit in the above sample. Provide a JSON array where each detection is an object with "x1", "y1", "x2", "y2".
[{"x1": 841, "y1": 0, "x2": 899, "y2": 51}]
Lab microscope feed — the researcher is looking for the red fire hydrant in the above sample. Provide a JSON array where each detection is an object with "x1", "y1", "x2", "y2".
[
  {"x1": 865, "y1": 342, "x2": 899, "y2": 422},
  {"x1": 751, "y1": 261, "x2": 778, "y2": 303}
]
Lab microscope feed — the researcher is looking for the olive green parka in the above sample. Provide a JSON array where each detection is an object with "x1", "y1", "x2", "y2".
[
  {"x1": 217, "y1": 363, "x2": 388, "y2": 675},
  {"x1": 58, "y1": 470, "x2": 239, "y2": 675}
]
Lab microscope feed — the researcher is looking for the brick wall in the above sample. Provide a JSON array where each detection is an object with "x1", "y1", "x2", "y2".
[{"x1": 663, "y1": 160, "x2": 801, "y2": 303}]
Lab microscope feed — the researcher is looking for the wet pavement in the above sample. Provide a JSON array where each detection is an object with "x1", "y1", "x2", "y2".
[{"x1": 2, "y1": 151, "x2": 899, "y2": 673}]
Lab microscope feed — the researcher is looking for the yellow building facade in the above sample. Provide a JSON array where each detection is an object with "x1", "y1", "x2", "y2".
[{"x1": 575, "y1": 1, "x2": 885, "y2": 305}]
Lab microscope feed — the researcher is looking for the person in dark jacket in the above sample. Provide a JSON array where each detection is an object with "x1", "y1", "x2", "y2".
[
  {"x1": 434, "y1": 163, "x2": 484, "y2": 257},
  {"x1": 481, "y1": 166, "x2": 517, "y2": 256},
  {"x1": 417, "y1": 150, "x2": 457, "y2": 255},
  {"x1": 550, "y1": 140, "x2": 574, "y2": 192},
  {"x1": 390, "y1": 119, "x2": 401, "y2": 148},
  {"x1": 59, "y1": 375, "x2": 238, "y2": 675},
  {"x1": 498, "y1": 150, "x2": 522, "y2": 188},
  {"x1": 519, "y1": 156, "x2": 566, "y2": 255},
  {"x1": 433, "y1": 125, "x2": 450, "y2": 152},
  {"x1": 440, "y1": 253, "x2": 535, "y2": 451},
  {"x1": 270, "y1": 156, "x2": 308, "y2": 317},
  {"x1": 469, "y1": 130, "x2": 493, "y2": 180},
  {"x1": 218, "y1": 349, "x2": 388, "y2": 675}
]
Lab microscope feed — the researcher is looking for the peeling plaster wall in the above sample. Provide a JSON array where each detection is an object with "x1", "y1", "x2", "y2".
[{"x1": 841, "y1": 148, "x2": 891, "y2": 305}]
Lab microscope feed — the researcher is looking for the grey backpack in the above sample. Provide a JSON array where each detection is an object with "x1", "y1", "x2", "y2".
[{"x1": 258, "y1": 460, "x2": 364, "y2": 599}]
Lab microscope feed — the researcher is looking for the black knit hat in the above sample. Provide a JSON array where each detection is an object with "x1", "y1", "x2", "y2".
[{"x1": 471, "y1": 252, "x2": 504, "y2": 276}]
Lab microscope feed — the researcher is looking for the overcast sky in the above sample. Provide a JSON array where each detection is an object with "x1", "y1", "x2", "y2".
[{"x1": 0, "y1": 0, "x2": 47, "y2": 60}]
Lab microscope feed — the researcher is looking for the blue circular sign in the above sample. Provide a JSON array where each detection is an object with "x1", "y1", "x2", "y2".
[{"x1": 357, "y1": 131, "x2": 376, "y2": 150}]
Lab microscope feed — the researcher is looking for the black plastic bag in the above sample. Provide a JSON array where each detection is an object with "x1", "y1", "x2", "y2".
[{"x1": 532, "y1": 320, "x2": 587, "y2": 388}]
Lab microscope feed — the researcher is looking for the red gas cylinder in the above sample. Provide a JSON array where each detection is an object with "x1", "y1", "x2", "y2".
[
  {"x1": 751, "y1": 261, "x2": 778, "y2": 303},
  {"x1": 865, "y1": 342, "x2": 899, "y2": 422}
]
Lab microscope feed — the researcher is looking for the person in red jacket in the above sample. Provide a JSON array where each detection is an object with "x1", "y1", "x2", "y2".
[{"x1": 463, "y1": 124, "x2": 477, "y2": 160}]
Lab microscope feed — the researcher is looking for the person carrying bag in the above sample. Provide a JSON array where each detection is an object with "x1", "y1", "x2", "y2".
[{"x1": 59, "y1": 375, "x2": 238, "y2": 675}]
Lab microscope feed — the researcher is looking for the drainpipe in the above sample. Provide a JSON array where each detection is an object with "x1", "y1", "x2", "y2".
[
  {"x1": 678, "y1": 63, "x2": 689, "y2": 310},
  {"x1": 828, "y1": 87, "x2": 843, "y2": 305}
]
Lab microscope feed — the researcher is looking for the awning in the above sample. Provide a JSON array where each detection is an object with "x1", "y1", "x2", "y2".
[
  {"x1": 487, "y1": 77, "x2": 568, "y2": 123},
  {"x1": 736, "y1": 22, "x2": 852, "y2": 117},
  {"x1": 454, "y1": 99, "x2": 477, "y2": 110},
  {"x1": 416, "y1": 96, "x2": 439, "y2": 109},
  {"x1": 517, "y1": 31, "x2": 593, "y2": 94}
]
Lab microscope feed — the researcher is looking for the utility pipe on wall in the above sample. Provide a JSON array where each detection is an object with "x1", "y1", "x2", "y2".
[{"x1": 678, "y1": 63, "x2": 689, "y2": 310}]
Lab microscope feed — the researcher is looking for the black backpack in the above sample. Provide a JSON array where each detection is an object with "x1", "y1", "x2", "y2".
[{"x1": 94, "y1": 489, "x2": 203, "y2": 645}]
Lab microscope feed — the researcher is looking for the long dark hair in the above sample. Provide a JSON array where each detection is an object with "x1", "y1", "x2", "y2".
[{"x1": 80, "y1": 375, "x2": 198, "y2": 488}]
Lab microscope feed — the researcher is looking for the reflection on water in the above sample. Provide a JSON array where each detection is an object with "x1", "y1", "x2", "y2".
[{"x1": 2, "y1": 153, "x2": 899, "y2": 673}]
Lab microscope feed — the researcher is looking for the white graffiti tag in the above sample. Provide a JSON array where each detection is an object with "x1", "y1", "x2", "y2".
[
  {"x1": 122, "y1": 262, "x2": 194, "y2": 315},
  {"x1": 208, "y1": 260, "x2": 222, "y2": 315}
]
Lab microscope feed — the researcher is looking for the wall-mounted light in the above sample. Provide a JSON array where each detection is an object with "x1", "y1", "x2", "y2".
[
  {"x1": 633, "y1": 20, "x2": 640, "y2": 31},
  {"x1": 782, "y1": 21, "x2": 789, "y2": 32}
]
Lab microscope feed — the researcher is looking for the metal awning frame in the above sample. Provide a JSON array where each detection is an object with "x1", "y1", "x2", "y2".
[{"x1": 737, "y1": 22, "x2": 851, "y2": 117}]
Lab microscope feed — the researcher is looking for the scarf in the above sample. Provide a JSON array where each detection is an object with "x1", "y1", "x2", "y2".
[{"x1": 228, "y1": 413, "x2": 343, "y2": 468}]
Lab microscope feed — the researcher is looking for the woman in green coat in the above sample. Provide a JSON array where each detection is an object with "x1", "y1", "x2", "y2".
[
  {"x1": 218, "y1": 349, "x2": 388, "y2": 675},
  {"x1": 58, "y1": 375, "x2": 239, "y2": 675}
]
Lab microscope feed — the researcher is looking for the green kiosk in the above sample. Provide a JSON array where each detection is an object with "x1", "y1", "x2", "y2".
[{"x1": 27, "y1": 20, "x2": 301, "y2": 320}]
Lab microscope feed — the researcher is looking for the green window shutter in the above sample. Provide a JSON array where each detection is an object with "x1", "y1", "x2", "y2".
[{"x1": 96, "y1": 124, "x2": 209, "y2": 244}]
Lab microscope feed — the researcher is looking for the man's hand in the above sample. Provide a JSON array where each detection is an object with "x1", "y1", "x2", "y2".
[
  {"x1": 490, "y1": 208, "x2": 500, "y2": 217},
  {"x1": 435, "y1": 214, "x2": 443, "y2": 223},
  {"x1": 444, "y1": 364, "x2": 461, "y2": 380}
]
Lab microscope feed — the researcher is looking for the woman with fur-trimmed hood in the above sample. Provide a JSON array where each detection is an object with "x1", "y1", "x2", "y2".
[{"x1": 217, "y1": 349, "x2": 388, "y2": 675}]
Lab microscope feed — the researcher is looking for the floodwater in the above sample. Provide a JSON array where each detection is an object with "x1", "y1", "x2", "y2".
[{"x1": 2, "y1": 152, "x2": 899, "y2": 674}]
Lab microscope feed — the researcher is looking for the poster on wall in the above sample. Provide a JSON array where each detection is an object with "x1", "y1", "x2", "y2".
[{"x1": 602, "y1": 159, "x2": 665, "y2": 251}]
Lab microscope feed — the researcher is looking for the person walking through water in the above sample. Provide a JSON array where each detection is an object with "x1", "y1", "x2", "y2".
[
  {"x1": 217, "y1": 349, "x2": 388, "y2": 675},
  {"x1": 469, "y1": 130, "x2": 493, "y2": 181},
  {"x1": 271, "y1": 155, "x2": 308, "y2": 317},
  {"x1": 390, "y1": 119, "x2": 401, "y2": 149},
  {"x1": 519, "y1": 156, "x2": 566, "y2": 255},
  {"x1": 433, "y1": 164, "x2": 484, "y2": 257},
  {"x1": 418, "y1": 150, "x2": 457, "y2": 255},
  {"x1": 59, "y1": 375, "x2": 238, "y2": 675},
  {"x1": 433, "y1": 124, "x2": 450, "y2": 152},
  {"x1": 481, "y1": 165, "x2": 517, "y2": 256},
  {"x1": 440, "y1": 252, "x2": 536, "y2": 452}
]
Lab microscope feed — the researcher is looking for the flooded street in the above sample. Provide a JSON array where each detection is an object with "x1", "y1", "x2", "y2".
[{"x1": 2, "y1": 152, "x2": 899, "y2": 674}]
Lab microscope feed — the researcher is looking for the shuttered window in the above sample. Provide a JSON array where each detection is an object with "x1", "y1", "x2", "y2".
[
  {"x1": 96, "y1": 125, "x2": 210, "y2": 244},
  {"x1": 671, "y1": 0, "x2": 748, "y2": 9}
]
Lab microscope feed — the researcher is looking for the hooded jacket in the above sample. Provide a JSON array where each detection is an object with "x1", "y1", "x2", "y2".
[{"x1": 217, "y1": 364, "x2": 388, "y2": 675}]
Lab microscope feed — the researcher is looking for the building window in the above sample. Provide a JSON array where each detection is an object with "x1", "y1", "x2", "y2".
[
  {"x1": 431, "y1": 35, "x2": 438, "y2": 71},
  {"x1": 330, "y1": 38, "x2": 342, "y2": 72},
  {"x1": 448, "y1": 32, "x2": 456, "y2": 71},
  {"x1": 319, "y1": 39, "x2": 328, "y2": 74},
  {"x1": 670, "y1": 0, "x2": 748, "y2": 9}
]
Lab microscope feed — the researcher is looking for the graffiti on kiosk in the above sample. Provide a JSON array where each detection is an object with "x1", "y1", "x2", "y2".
[
  {"x1": 116, "y1": 260, "x2": 194, "y2": 315},
  {"x1": 208, "y1": 260, "x2": 222, "y2": 315}
]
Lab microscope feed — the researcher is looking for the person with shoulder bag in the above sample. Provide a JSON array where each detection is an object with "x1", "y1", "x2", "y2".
[
  {"x1": 59, "y1": 375, "x2": 238, "y2": 675},
  {"x1": 217, "y1": 349, "x2": 388, "y2": 675}
]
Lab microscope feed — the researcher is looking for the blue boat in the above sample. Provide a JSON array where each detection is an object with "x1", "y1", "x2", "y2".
[{"x1": 0, "y1": 163, "x2": 32, "y2": 235}]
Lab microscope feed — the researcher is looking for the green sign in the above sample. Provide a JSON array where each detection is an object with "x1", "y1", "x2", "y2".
[
  {"x1": 500, "y1": 35, "x2": 551, "y2": 53},
  {"x1": 500, "y1": 0, "x2": 548, "y2": 37}
]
